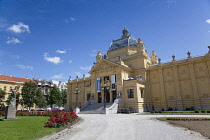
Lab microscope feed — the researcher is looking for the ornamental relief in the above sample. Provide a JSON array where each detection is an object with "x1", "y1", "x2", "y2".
[
  {"x1": 93, "y1": 62, "x2": 118, "y2": 72},
  {"x1": 150, "y1": 71, "x2": 159, "y2": 83},
  {"x1": 163, "y1": 68, "x2": 174, "y2": 82},
  {"x1": 178, "y1": 66, "x2": 190, "y2": 80},
  {"x1": 194, "y1": 62, "x2": 208, "y2": 78}
]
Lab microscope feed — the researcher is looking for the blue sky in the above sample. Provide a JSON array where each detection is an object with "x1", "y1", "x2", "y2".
[{"x1": 0, "y1": 0, "x2": 210, "y2": 81}]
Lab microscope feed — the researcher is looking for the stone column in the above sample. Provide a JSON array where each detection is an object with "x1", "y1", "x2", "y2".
[
  {"x1": 173, "y1": 66, "x2": 184, "y2": 110},
  {"x1": 159, "y1": 69, "x2": 167, "y2": 108},
  {"x1": 189, "y1": 64, "x2": 201, "y2": 110},
  {"x1": 145, "y1": 70, "x2": 152, "y2": 111},
  {"x1": 110, "y1": 88, "x2": 113, "y2": 103}
]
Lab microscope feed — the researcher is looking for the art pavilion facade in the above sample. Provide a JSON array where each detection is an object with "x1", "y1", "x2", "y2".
[{"x1": 66, "y1": 27, "x2": 210, "y2": 112}]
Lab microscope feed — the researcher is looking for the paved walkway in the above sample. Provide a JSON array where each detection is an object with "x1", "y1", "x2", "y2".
[{"x1": 57, "y1": 114, "x2": 209, "y2": 140}]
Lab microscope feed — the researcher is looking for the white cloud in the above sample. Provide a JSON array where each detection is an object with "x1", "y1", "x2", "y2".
[
  {"x1": 80, "y1": 66, "x2": 92, "y2": 71},
  {"x1": 208, "y1": 31, "x2": 210, "y2": 33},
  {"x1": 206, "y1": 19, "x2": 210, "y2": 24},
  {"x1": 69, "y1": 60, "x2": 72, "y2": 64},
  {"x1": 51, "y1": 73, "x2": 66, "y2": 79},
  {"x1": 8, "y1": 22, "x2": 30, "y2": 33},
  {"x1": 6, "y1": 37, "x2": 21, "y2": 44},
  {"x1": 65, "y1": 17, "x2": 77, "y2": 23},
  {"x1": 56, "y1": 49, "x2": 66, "y2": 54},
  {"x1": 43, "y1": 53, "x2": 63, "y2": 64},
  {"x1": 17, "y1": 64, "x2": 33, "y2": 70}
]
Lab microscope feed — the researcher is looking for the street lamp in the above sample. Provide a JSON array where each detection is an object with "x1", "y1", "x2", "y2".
[
  {"x1": 74, "y1": 87, "x2": 80, "y2": 114},
  {"x1": 101, "y1": 83, "x2": 110, "y2": 109},
  {"x1": 101, "y1": 84, "x2": 106, "y2": 108},
  {"x1": 74, "y1": 87, "x2": 80, "y2": 108}
]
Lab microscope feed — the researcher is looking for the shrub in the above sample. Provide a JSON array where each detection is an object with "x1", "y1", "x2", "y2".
[
  {"x1": 44, "y1": 111, "x2": 78, "y2": 128},
  {"x1": 155, "y1": 111, "x2": 159, "y2": 113},
  {"x1": 207, "y1": 110, "x2": 210, "y2": 113},
  {"x1": 201, "y1": 110, "x2": 206, "y2": 113},
  {"x1": 158, "y1": 111, "x2": 162, "y2": 113},
  {"x1": 194, "y1": 110, "x2": 200, "y2": 113},
  {"x1": 150, "y1": 111, "x2": 155, "y2": 113},
  {"x1": 0, "y1": 111, "x2": 5, "y2": 116}
]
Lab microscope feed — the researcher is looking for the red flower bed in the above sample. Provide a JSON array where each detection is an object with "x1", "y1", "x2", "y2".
[
  {"x1": 1, "y1": 110, "x2": 78, "y2": 128},
  {"x1": 44, "y1": 111, "x2": 78, "y2": 127},
  {"x1": 0, "y1": 111, "x2": 5, "y2": 116}
]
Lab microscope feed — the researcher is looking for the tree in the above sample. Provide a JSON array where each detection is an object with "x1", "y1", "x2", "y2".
[
  {"x1": 34, "y1": 88, "x2": 47, "y2": 109},
  {"x1": 21, "y1": 81, "x2": 38, "y2": 110},
  {"x1": 47, "y1": 86, "x2": 62, "y2": 108},
  {"x1": 61, "y1": 89, "x2": 67, "y2": 107},
  {"x1": 0, "y1": 89, "x2": 6, "y2": 103}
]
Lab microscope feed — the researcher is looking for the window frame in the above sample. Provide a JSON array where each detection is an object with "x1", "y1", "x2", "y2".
[
  {"x1": 4, "y1": 86, "x2": 6, "y2": 91},
  {"x1": 127, "y1": 89, "x2": 134, "y2": 98}
]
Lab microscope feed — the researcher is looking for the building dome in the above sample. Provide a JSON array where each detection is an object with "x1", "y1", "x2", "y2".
[{"x1": 108, "y1": 27, "x2": 138, "y2": 52}]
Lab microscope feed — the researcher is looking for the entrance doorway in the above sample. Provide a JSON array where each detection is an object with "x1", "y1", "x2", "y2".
[
  {"x1": 112, "y1": 91, "x2": 116, "y2": 102},
  {"x1": 98, "y1": 92, "x2": 102, "y2": 103}
]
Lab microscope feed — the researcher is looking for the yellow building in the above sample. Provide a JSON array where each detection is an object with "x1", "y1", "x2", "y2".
[
  {"x1": 66, "y1": 27, "x2": 210, "y2": 113},
  {"x1": 0, "y1": 74, "x2": 34, "y2": 110}
]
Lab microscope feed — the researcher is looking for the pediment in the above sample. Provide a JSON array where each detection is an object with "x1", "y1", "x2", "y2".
[{"x1": 90, "y1": 60, "x2": 120, "y2": 73}]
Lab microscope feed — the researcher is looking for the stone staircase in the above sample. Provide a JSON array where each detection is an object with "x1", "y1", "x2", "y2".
[{"x1": 79, "y1": 103, "x2": 113, "y2": 114}]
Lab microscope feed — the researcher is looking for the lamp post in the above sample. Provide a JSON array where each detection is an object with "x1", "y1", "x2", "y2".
[
  {"x1": 101, "y1": 84, "x2": 106, "y2": 108},
  {"x1": 74, "y1": 87, "x2": 80, "y2": 114},
  {"x1": 101, "y1": 83, "x2": 110, "y2": 109}
]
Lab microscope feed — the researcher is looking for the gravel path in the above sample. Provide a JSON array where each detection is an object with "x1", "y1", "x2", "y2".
[{"x1": 57, "y1": 114, "x2": 209, "y2": 140}]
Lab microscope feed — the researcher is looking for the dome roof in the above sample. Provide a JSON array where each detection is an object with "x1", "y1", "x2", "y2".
[{"x1": 108, "y1": 27, "x2": 138, "y2": 52}]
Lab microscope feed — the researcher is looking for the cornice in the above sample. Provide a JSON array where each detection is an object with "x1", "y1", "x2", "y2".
[{"x1": 148, "y1": 55, "x2": 210, "y2": 70}]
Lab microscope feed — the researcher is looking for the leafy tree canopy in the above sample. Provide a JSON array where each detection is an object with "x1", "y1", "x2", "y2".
[
  {"x1": 61, "y1": 89, "x2": 67, "y2": 107},
  {"x1": 35, "y1": 88, "x2": 47, "y2": 109},
  {"x1": 0, "y1": 89, "x2": 6, "y2": 102},
  {"x1": 47, "y1": 86, "x2": 62, "y2": 108},
  {"x1": 21, "y1": 81, "x2": 38, "y2": 109}
]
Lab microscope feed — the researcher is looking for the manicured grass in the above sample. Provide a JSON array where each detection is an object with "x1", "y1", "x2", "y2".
[{"x1": 0, "y1": 116, "x2": 59, "y2": 140}]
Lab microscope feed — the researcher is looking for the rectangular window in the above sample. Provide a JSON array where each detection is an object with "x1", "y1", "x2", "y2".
[
  {"x1": 140, "y1": 89, "x2": 143, "y2": 98},
  {"x1": 112, "y1": 84, "x2": 116, "y2": 90},
  {"x1": 10, "y1": 87, "x2": 12, "y2": 92},
  {"x1": 96, "y1": 78, "x2": 101, "y2": 92},
  {"x1": 111, "y1": 75, "x2": 116, "y2": 84},
  {"x1": 127, "y1": 89, "x2": 134, "y2": 98},
  {"x1": 45, "y1": 88, "x2": 48, "y2": 95},
  {"x1": 4, "y1": 86, "x2": 6, "y2": 91},
  {"x1": 111, "y1": 75, "x2": 116, "y2": 90}
]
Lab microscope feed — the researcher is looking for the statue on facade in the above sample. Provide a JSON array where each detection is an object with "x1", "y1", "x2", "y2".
[{"x1": 136, "y1": 75, "x2": 143, "y2": 81}]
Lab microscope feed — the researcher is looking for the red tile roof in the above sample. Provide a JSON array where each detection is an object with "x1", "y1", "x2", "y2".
[{"x1": 0, "y1": 75, "x2": 35, "y2": 83}]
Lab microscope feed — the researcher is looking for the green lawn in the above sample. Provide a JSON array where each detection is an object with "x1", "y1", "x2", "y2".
[{"x1": 0, "y1": 116, "x2": 59, "y2": 140}]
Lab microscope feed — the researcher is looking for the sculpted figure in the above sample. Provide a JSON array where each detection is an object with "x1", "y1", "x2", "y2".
[{"x1": 9, "y1": 87, "x2": 18, "y2": 107}]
